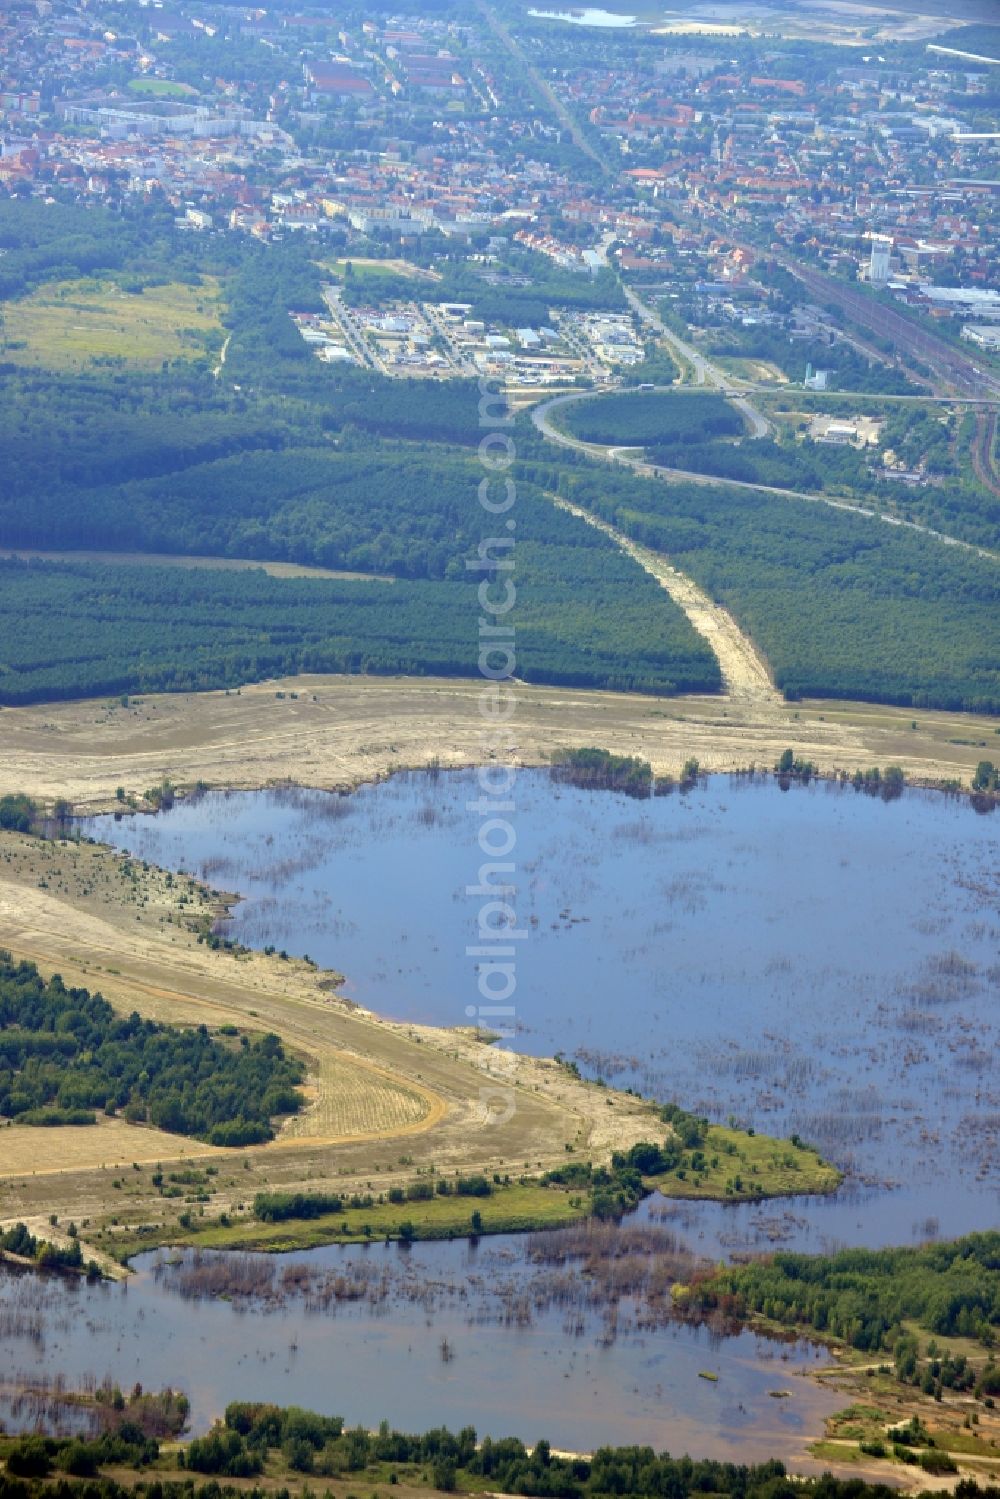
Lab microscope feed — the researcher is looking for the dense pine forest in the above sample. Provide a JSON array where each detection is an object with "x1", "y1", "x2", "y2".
[
  {"x1": 556, "y1": 468, "x2": 1000, "y2": 713},
  {"x1": 0, "y1": 531, "x2": 719, "y2": 704},
  {"x1": 0, "y1": 954, "x2": 304, "y2": 1143},
  {"x1": 693, "y1": 1233, "x2": 1000, "y2": 1366},
  {"x1": 0, "y1": 198, "x2": 996, "y2": 715},
  {"x1": 557, "y1": 391, "x2": 743, "y2": 447}
]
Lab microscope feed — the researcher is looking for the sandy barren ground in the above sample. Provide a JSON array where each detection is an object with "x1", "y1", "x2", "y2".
[
  {"x1": 0, "y1": 673, "x2": 994, "y2": 815},
  {"x1": 553, "y1": 495, "x2": 778, "y2": 703},
  {"x1": 0, "y1": 829, "x2": 659, "y2": 1243},
  {"x1": 0, "y1": 671, "x2": 994, "y2": 1243}
]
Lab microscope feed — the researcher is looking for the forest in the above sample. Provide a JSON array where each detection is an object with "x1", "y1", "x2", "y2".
[
  {"x1": 0, "y1": 199, "x2": 995, "y2": 717},
  {"x1": 0, "y1": 210, "x2": 718, "y2": 710},
  {"x1": 557, "y1": 391, "x2": 743, "y2": 448},
  {"x1": 187, "y1": 1405, "x2": 796, "y2": 1488},
  {"x1": 1, "y1": 438, "x2": 527, "y2": 572},
  {"x1": 252, "y1": 1174, "x2": 495, "y2": 1225},
  {"x1": 7, "y1": 1400, "x2": 1000, "y2": 1499},
  {"x1": 0, "y1": 199, "x2": 236, "y2": 303},
  {"x1": 0, "y1": 542, "x2": 719, "y2": 705},
  {"x1": 557, "y1": 393, "x2": 1000, "y2": 549},
  {"x1": 646, "y1": 436, "x2": 870, "y2": 494},
  {"x1": 788, "y1": 403, "x2": 998, "y2": 549},
  {"x1": 0, "y1": 954, "x2": 304, "y2": 1143},
  {"x1": 693, "y1": 1232, "x2": 1000, "y2": 1360},
  {"x1": 554, "y1": 466, "x2": 1000, "y2": 714}
]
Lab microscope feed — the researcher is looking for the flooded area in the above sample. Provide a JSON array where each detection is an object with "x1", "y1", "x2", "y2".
[
  {"x1": 0, "y1": 1230, "x2": 839, "y2": 1453},
  {"x1": 90, "y1": 771, "x2": 1000, "y2": 1255},
  {"x1": 38, "y1": 770, "x2": 996, "y2": 1452}
]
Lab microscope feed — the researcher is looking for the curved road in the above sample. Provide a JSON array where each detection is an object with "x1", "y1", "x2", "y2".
[
  {"x1": 621, "y1": 283, "x2": 771, "y2": 439},
  {"x1": 531, "y1": 388, "x2": 999, "y2": 562}
]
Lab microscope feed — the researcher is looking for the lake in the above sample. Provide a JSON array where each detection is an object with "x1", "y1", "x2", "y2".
[
  {"x1": 89, "y1": 771, "x2": 1000, "y2": 1256},
  {"x1": 47, "y1": 770, "x2": 998, "y2": 1452},
  {"x1": 0, "y1": 1234, "x2": 839, "y2": 1454},
  {"x1": 527, "y1": 8, "x2": 638, "y2": 27}
]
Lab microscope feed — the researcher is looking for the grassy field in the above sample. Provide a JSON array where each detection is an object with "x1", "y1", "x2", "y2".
[
  {"x1": 0, "y1": 1115, "x2": 231, "y2": 1178},
  {"x1": 321, "y1": 257, "x2": 440, "y2": 283},
  {"x1": 647, "y1": 1124, "x2": 842, "y2": 1202},
  {"x1": 0, "y1": 276, "x2": 224, "y2": 370},
  {"x1": 117, "y1": 1181, "x2": 585, "y2": 1258},
  {"x1": 126, "y1": 78, "x2": 198, "y2": 97}
]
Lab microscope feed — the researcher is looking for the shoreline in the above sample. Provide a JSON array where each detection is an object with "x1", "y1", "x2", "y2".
[
  {"x1": 0, "y1": 767, "x2": 845, "y2": 1270},
  {"x1": 84, "y1": 755, "x2": 996, "y2": 835},
  {"x1": 0, "y1": 674, "x2": 996, "y2": 819}
]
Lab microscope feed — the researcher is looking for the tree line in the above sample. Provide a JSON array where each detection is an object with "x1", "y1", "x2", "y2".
[
  {"x1": 0, "y1": 953, "x2": 304, "y2": 1144},
  {"x1": 552, "y1": 465, "x2": 1000, "y2": 715},
  {"x1": 692, "y1": 1232, "x2": 1000, "y2": 1356}
]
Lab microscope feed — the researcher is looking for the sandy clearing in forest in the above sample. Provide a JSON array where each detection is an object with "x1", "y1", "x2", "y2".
[
  {"x1": 551, "y1": 494, "x2": 779, "y2": 704},
  {"x1": 0, "y1": 548, "x2": 394, "y2": 582},
  {"x1": 0, "y1": 671, "x2": 994, "y2": 1238}
]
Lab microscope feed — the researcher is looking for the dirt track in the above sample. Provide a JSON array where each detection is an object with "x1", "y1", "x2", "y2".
[{"x1": 552, "y1": 494, "x2": 779, "y2": 704}]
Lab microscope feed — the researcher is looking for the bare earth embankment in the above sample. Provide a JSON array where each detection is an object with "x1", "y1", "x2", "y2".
[
  {"x1": 0, "y1": 674, "x2": 994, "y2": 815},
  {"x1": 0, "y1": 672, "x2": 993, "y2": 1259},
  {"x1": 0, "y1": 826, "x2": 660, "y2": 1256}
]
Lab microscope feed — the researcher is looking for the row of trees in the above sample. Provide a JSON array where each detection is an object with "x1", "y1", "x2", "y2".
[
  {"x1": 176, "y1": 1400, "x2": 1000, "y2": 1499},
  {"x1": 252, "y1": 1173, "x2": 495, "y2": 1226},
  {"x1": 201, "y1": 1402, "x2": 788, "y2": 1493},
  {"x1": 0, "y1": 198, "x2": 241, "y2": 304},
  {"x1": 550, "y1": 748, "x2": 656, "y2": 799},
  {"x1": 0, "y1": 1220, "x2": 91, "y2": 1274}
]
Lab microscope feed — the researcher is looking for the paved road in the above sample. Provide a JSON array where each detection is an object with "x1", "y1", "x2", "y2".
[
  {"x1": 322, "y1": 287, "x2": 378, "y2": 371},
  {"x1": 531, "y1": 388, "x2": 998, "y2": 562},
  {"x1": 621, "y1": 283, "x2": 772, "y2": 438}
]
